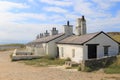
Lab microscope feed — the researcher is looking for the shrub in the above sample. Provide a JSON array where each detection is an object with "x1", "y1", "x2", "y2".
[
  {"x1": 65, "y1": 67, "x2": 72, "y2": 69},
  {"x1": 78, "y1": 66, "x2": 81, "y2": 71},
  {"x1": 83, "y1": 67, "x2": 92, "y2": 72},
  {"x1": 104, "y1": 56, "x2": 120, "y2": 74},
  {"x1": 65, "y1": 57, "x2": 71, "y2": 61},
  {"x1": 43, "y1": 55, "x2": 55, "y2": 60}
]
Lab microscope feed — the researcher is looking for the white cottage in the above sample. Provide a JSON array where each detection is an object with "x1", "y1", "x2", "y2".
[
  {"x1": 26, "y1": 21, "x2": 73, "y2": 57},
  {"x1": 57, "y1": 31, "x2": 119, "y2": 63},
  {"x1": 27, "y1": 16, "x2": 119, "y2": 63}
]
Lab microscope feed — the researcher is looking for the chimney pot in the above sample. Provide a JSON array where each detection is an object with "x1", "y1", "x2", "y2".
[{"x1": 67, "y1": 21, "x2": 69, "y2": 26}]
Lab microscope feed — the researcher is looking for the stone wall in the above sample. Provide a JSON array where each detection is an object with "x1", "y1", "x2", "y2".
[
  {"x1": 12, "y1": 49, "x2": 40, "y2": 61},
  {"x1": 81, "y1": 56, "x2": 117, "y2": 71}
]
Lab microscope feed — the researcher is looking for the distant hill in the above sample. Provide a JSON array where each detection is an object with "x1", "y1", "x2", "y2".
[{"x1": 107, "y1": 32, "x2": 120, "y2": 43}]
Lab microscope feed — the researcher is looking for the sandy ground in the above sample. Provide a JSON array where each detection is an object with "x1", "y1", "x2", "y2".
[{"x1": 0, "y1": 50, "x2": 119, "y2": 80}]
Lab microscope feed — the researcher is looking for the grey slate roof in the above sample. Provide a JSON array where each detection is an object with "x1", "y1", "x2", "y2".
[
  {"x1": 57, "y1": 32, "x2": 103, "y2": 45},
  {"x1": 27, "y1": 33, "x2": 64, "y2": 45}
]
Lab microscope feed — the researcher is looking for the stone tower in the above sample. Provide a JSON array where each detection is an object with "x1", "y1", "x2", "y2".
[{"x1": 75, "y1": 16, "x2": 86, "y2": 36}]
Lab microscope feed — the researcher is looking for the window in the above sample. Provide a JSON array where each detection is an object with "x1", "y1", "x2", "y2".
[
  {"x1": 119, "y1": 45, "x2": 120, "y2": 53},
  {"x1": 72, "y1": 49, "x2": 75, "y2": 58},
  {"x1": 61, "y1": 47, "x2": 64, "y2": 57},
  {"x1": 104, "y1": 46, "x2": 110, "y2": 56}
]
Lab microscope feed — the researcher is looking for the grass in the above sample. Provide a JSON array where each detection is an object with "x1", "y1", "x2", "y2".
[
  {"x1": 0, "y1": 43, "x2": 25, "y2": 48},
  {"x1": 104, "y1": 56, "x2": 120, "y2": 74},
  {"x1": 107, "y1": 32, "x2": 120, "y2": 43},
  {"x1": 65, "y1": 66, "x2": 78, "y2": 69},
  {"x1": 21, "y1": 57, "x2": 66, "y2": 67}
]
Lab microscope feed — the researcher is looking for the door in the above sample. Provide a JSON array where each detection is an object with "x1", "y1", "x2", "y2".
[
  {"x1": 56, "y1": 47, "x2": 59, "y2": 58},
  {"x1": 88, "y1": 44, "x2": 97, "y2": 59}
]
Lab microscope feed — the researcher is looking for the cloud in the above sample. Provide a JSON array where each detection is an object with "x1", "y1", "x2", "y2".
[
  {"x1": 40, "y1": 0, "x2": 72, "y2": 7},
  {"x1": 0, "y1": 0, "x2": 119, "y2": 43},
  {"x1": 0, "y1": 1, "x2": 29, "y2": 12},
  {"x1": 87, "y1": 10, "x2": 120, "y2": 32},
  {"x1": 110, "y1": 0, "x2": 120, "y2": 2},
  {"x1": 92, "y1": 0, "x2": 116, "y2": 10},
  {"x1": 0, "y1": 22, "x2": 62, "y2": 41},
  {"x1": 73, "y1": 0, "x2": 95, "y2": 16},
  {"x1": 43, "y1": 6, "x2": 68, "y2": 13},
  {"x1": 0, "y1": 12, "x2": 47, "y2": 24}
]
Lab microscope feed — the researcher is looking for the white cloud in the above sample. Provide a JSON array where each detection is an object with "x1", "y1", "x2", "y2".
[
  {"x1": 43, "y1": 6, "x2": 68, "y2": 13},
  {"x1": 73, "y1": 0, "x2": 95, "y2": 16},
  {"x1": 0, "y1": 0, "x2": 119, "y2": 43},
  {"x1": 87, "y1": 11, "x2": 120, "y2": 32},
  {"x1": 0, "y1": 22, "x2": 63, "y2": 41},
  {"x1": 0, "y1": 12, "x2": 47, "y2": 23},
  {"x1": 110, "y1": 0, "x2": 120, "y2": 2},
  {"x1": 72, "y1": 0, "x2": 119, "y2": 17},
  {"x1": 40, "y1": 0, "x2": 72, "y2": 7},
  {"x1": 92, "y1": 0, "x2": 115, "y2": 10},
  {"x1": 0, "y1": 1, "x2": 29, "y2": 12}
]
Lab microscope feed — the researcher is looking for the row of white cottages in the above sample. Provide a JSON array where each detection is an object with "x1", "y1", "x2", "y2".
[{"x1": 26, "y1": 16, "x2": 119, "y2": 63}]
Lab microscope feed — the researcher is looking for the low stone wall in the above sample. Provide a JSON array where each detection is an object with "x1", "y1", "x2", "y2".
[
  {"x1": 81, "y1": 56, "x2": 117, "y2": 71},
  {"x1": 12, "y1": 55, "x2": 40, "y2": 61},
  {"x1": 15, "y1": 49, "x2": 32, "y2": 55},
  {"x1": 12, "y1": 49, "x2": 40, "y2": 61}
]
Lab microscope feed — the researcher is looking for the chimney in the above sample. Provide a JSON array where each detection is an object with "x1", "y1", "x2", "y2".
[
  {"x1": 81, "y1": 15, "x2": 86, "y2": 21},
  {"x1": 50, "y1": 27, "x2": 58, "y2": 35},
  {"x1": 44, "y1": 30, "x2": 50, "y2": 37},
  {"x1": 39, "y1": 33, "x2": 43, "y2": 38},
  {"x1": 67, "y1": 21, "x2": 69, "y2": 26},
  {"x1": 63, "y1": 21, "x2": 73, "y2": 36},
  {"x1": 75, "y1": 16, "x2": 86, "y2": 36},
  {"x1": 36, "y1": 34, "x2": 39, "y2": 39}
]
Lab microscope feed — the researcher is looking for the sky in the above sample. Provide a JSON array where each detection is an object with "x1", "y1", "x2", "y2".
[{"x1": 0, "y1": 0, "x2": 120, "y2": 44}]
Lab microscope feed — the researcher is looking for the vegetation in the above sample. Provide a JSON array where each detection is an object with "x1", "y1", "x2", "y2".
[
  {"x1": 65, "y1": 65, "x2": 78, "y2": 69},
  {"x1": 65, "y1": 57, "x2": 71, "y2": 61},
  {"x1": 104, "y1": 56, "x2": 120, "y2": 74},
  {"x1": 77, "y1": 65, "x2": 81, "y2": 71},
  {"x1": 21, "y1": 57, "x2": 66, "y2": 67},
  {"x1": 0, "y1": 43, "x2": 25, "y2": 48},
  {"x1": 83, "y1": 66, "x2": 93, "y2": 72},
  {"x1": 82, "y1": 55, "x2": 120, "y2": 73},
  {"x1": 107, "y1": 32, "x2": 120, "y2": 43}
]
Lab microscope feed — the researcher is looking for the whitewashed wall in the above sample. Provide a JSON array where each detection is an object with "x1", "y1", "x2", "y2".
[
  {"x1": 34, "y1": 47, "x2": 45, "y2": 56},
  {"x1": 26, "y1": 45, "x2": 45, "y2": 56},
  {"x1": 84, "y1": 33, "x2": 119, "y2": 60},
  {"x1": 46, "y1": 35, "x2": 69, "y2": 57},
  {"x1": 57, "y1": 44, "x2": 83, "y2": 63},
  {"x1": 26, "y1": 46, "x2": 34, "y2": 52}
]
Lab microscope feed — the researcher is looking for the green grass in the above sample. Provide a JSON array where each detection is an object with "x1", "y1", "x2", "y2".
[
  {"x1": 0, "y1": 43, "x2": 25, "y2": 48},
  {"x1": 21, "y1": 57, "x2": 66, "y2": 67},
  {"x1": 107, "y1": 32, "x2": 120, "y2": 43},
  {"x1": 104, "y1": 56, "x2": 120, "y2": 74}
]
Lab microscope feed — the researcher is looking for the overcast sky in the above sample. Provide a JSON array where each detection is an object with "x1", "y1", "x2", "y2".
[{"x1": 0, "y1": 0, "x2": 120, "y2": 44}]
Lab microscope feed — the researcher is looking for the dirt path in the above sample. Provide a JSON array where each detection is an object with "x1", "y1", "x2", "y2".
[{"x1": 0, "y1": 50, "x2": 119, "y2": 80}]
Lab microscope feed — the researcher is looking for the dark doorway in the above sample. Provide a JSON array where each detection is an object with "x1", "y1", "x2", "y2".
[
  {"x1": 56, "y1": 47, "x2": 59, "y2": 58},
  {"x1": 87, "y1": 44, "x2": 98, "y2": 59}
]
